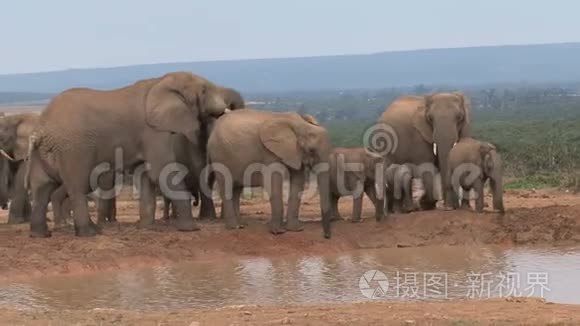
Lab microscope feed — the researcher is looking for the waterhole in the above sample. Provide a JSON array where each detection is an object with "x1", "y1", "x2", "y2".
[{"x1": 1, "y1": 245, "x2": 579, "y2": 311}]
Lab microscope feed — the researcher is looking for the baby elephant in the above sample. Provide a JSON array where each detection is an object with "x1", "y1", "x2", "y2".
[
  {"x1": 385, "y1": 163, "x2": 414, "y2": 214},
  {"x1": 329, "y1": 147, "x2": 385, "y2": 223},
  {"x1": 447, "y1": 137, "x2": 504, "y2": 214}
]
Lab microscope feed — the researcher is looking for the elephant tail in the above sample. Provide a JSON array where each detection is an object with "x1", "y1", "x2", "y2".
[
  {"x1": 23, "y1": 132, "x2": 39, "y2": 191},
  {"x1": 192, "y1": 192, "x2": 200, "y2": 206}
]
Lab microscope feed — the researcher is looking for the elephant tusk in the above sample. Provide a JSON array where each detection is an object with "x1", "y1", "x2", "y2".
[
  {"x1": 0, "y1": 149, "x2": 14, "y2": 161},
  {"x1": 224, "y1": 108, "x2": 231, "y2": 113},
  {"x1": 433, "y1": 144, "x2": 437, "y2": 156}
]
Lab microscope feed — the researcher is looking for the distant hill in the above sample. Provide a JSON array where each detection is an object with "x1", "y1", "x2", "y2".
[{"x1": 1, "y1": 43, "x2": 580, "y2": 94}]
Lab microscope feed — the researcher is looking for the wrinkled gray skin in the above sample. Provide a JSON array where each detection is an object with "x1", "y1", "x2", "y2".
[
  {"x1": 27, "y1": 72, "x2": 241, "y2": 238},
  {"x1": 379, "y1": 93, "x2": 471, "y2": 210},
  {"x1": 384, "y1": 163, "x2": 413, "y2": 214},
  {"x1": 447, "y1": 137, "x2": 504, "y2": 214},
  {"x1": 328, "y1": 147, "x2": 385, "y2": 223},
  {"x1": 208, "y1": 109, "x2": 333, "y2": 239},
  {"x1": 162, "y1": 91, "x2": 244, "y2": 221}
]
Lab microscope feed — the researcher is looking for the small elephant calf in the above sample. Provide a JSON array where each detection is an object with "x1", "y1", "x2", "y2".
[
  {"x1": 384, "y1": 163, "x2": 414, "y2": 214},
  {"x1": 329, "y1": 147, "x2": 385, "y2": 222},
  {"x1": 447, "y1": 137, "x2": 504, "y2": 214}
]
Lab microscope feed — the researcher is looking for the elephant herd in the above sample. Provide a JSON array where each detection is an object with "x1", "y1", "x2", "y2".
[{"x1": 0, "y1": 72, "x2": 505, "y2": 240}]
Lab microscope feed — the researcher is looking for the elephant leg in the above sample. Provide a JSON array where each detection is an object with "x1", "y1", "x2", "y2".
[
  {"x1": 30, "y1": 182, "x2": 59, "y2": 238},
  {"x1": 365, "y1": 184, "x2": 385, "y2": 222},
  {"x1": 216, "y1": 173, "x2": 238, "y2": 230},
  {"x1": 351, "y1": 195, "x2": 363, "y2": 223},
  {"x1": 420, "y1": 173, "x2": 437, "y2": 210},
  {"x1": 268, "y1": 171, "x2": 285, "y2": 235},
  {"x1": 97, "y1": 198, "x2": 116, "y2": 224},
  {"x1": 50, "y1": 185, "x2": 70, "y2": 227},
  {"x1": 198, "y1": 193, "x2": 217, "y2": 220},
  {"x1": 474, "y1": 180, "x2": 485, "y2": 213},
  {"x1": 232, "y1": 186, "x2": 245, "y2": 228},
  {"x1": 285, "y1": 170, "x2": 304, "y2": 232},
  {"x1": 460, "y1": 188, "x2": 471, "y2": 209},
  {"x1": 386, "y1": 188, "x2": 394, "y2": 213},
  {"x1": 8, "y1": 163, "x2": 31, "y2": 224},
  {"x1": 138, "y1": 173, "x2": 157, "y2": 228},
  {"x1": 70, "y1": 192, "x2": 100, "y2": 237},
  {"x1": 162, "y1": 196, "x2": 170, "y2": 220},
  {"x1": 199, "y1": 172, "x2": 217, "y2": 220},
  {"x1": 330, "y1": 193, "x2": 342, "y2": 221}
]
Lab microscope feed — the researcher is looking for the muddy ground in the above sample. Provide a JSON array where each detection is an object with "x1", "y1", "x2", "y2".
[
  {"x1": 1, "y1": 188, "x2": 580, "y2": 324},
  {"x1": 1, "y1": 297, "x2": 580, "y2": 325}
]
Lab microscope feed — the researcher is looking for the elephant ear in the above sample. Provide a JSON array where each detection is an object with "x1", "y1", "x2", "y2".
[
  {"x1": 412, "y1": 95, "x2": 434, "y2": 144},
  {"x1": 454, "y1": 92, "x2": 472, "y2": 138},
  {"x1": 259, "y1": 119, "x2": 302, "y2": 170},
  {"x1": 145, "y1": 74, "x2": 202, "y2": 145}
]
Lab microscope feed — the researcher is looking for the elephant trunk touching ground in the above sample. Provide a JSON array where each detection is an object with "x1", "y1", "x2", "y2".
[{"x1": 433, "y1": 115, "x2": 459, "y2": 204}]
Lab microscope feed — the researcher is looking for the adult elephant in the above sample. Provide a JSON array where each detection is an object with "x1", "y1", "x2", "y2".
[
  {"x1": 0, "y1": 113, "x2": 38, "y2": 223},
  {"x1": 0, "y1": 113, "x2": 118, "y2": 226},
  {"x1": 207, "y1": 109, "x2": 332, "y2": 239},
  {"x1": 27, "y1": 72, "x2": 241, "y2": 237},
  {"x1": 377, "y1": 92, "x2": 471, "y2": 209}
]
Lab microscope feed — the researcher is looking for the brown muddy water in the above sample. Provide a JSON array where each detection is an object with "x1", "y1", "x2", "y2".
[{"x1": 1, "y1": 246, "x2": 579, "y2": 311}]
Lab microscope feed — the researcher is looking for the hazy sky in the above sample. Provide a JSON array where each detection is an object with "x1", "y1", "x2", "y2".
[{"x1": 1, "y1": 0, "x2": 578, "y2": 74}]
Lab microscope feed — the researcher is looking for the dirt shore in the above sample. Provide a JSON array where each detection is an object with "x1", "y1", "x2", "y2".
[
  {"x1": 1, "y1": 188, "x2": 580, "y2": 324},
  {"x1": 1, "y1": 298, "x2": 579, "y2": 325},
  {"x1": 1, "y1": 188, "x2": 580, "y2": 280}
]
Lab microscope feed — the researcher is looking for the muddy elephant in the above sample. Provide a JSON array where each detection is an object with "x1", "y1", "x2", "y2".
[
  {"x1": 207, "y1": 109, "x2": 332, "y2": 238},
  {"x1": 0, "y1": 113, "x2": 38, "y2": 223},
  {"x1": 27, "y1": 72, "x2": 242, "y2": 237},
  {"x1": 378, "y1": 92, "x2": 471, "y2": 209},
  {"x1": 447, "y1": 137, "x2": 504, "y2": 214},
  {"x1": 162, "y1": 98, "x2": 243, "y2": 221},
  {"x1": 328, "y1": 147, "x2": 385, "y2": 223},
  {"x1": 0, "y1": 112, "x2": 117, "y2": 226},
  {"x1": 384, "y1": 163, "x2": 413, "y2": 214}
]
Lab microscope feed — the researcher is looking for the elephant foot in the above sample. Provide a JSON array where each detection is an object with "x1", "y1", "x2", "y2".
[
  {"x1": 351, "y1": 217, "x2": 362, "y2": 223},
  {"x1": 175, "y1": 218, "x2": 200, "y2": 232},
  {"x1": 30, "y1": 225, "x2": 52, "y2": 238},
  {"x1": 137, "y1": 219, "x2": 156, "y2": 229},
  {"x1": 285, "y1": 221, "x2": 304, "y2": 232},
  {"x1": 269, "y1": 224, "x2": 287, "y2": 235},
  {"x1": 330, "y1": 215, "x2": 342, "y2": 222},
  {"x1": 75, "y1": 224, "x2": 101, "y2": 237},
  {"x1": 198, "y1": 210, "x2": 217, "y2": 221}
]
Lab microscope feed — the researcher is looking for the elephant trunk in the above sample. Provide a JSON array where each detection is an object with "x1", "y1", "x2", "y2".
[
  {"x1": 490, "y1": 154, "x2": 505, "y2": 214},
  {"x1": 433, "y1": 122, "x2": 458, "y2": 205},
  {"x1": 317, "y1": 164, "x2": 332, "y2": 239},
  {"x1": 0, "y1": 158, "x2": 10, "y2": 209}
]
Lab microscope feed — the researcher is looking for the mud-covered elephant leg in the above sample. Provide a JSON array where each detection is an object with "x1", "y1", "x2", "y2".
[
  {"x1": 162, "y1": 195, "x2": 171, "y2": 220},
  {"x1": 139, "y1": 173, "x2": 157, "y2": 228},
  {"x1": 7, "y1": 163, "x2": 31, "y2": 224},
  {"x1": 285, "y1": 169, "x2": 305, "y2": 231},
  {"x1": 268, "y1": 170, "x2": 285, "y2": 234},
  {"x1": 50, "y1": 185, "x2": 71, "y2": 227},
  {"x1": 420, "y1": 172, "x2": 437, "y2": 210},
  {"x1": 460, "y1": 188, "x2": 471, "y2": 209},
  {"x1": 351, "y1": 193, "x2": 363, "y2": 223},
  {"x1": 97, "y1": 197, "x2": 117, "y2": 224},
  {"x1": 364, "y1": 182, "x2": 385, "y2": 222},
  {"x1": 330, "y1": 193, "x2": 342, "y2": 221},
  {"x1": 29, "y1": 154, "x2": 59, "y2": 238},
  {"x1": 473, "y1": 179, "x2": 485, "y2": 213},
  {"x1": 198, "y1": 171, "x2": 217, "y2": 220}
]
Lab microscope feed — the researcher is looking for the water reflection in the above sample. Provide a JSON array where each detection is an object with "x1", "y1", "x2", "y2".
[{"x1": 0, "y1": 245, "x2": 579, "y2": 311}]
